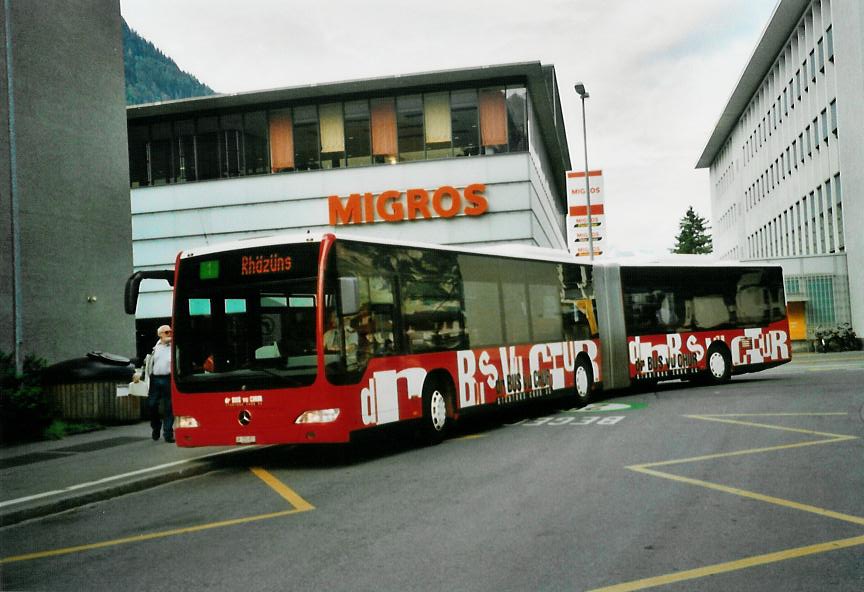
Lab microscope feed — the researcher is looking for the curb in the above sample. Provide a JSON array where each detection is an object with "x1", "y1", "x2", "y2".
[{"x1": 0, "y1": 459, "x2": 218, "y2": 527}]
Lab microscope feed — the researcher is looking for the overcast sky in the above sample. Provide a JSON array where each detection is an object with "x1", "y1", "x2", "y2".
[{"x1": 120, "y1": 0, "x2": 778, "y2": 256}]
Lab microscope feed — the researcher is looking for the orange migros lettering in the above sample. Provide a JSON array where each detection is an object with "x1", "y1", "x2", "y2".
[{"x1": 327, "y1": 183, "x2": 488, "y2": 225}]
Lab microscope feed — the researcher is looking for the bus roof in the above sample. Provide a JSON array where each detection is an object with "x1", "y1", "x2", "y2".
[
  {"x1": 179, "y1": 231, "x2": 777, "y2": 270},
  {"x1": 179, "y1": 231, "x2": 589, "y2": 266}
]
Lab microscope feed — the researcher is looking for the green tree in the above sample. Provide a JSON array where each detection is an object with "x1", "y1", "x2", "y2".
[
  {"x1": 671, "y1": 206, "x2": 713, "y2": 254},
  {"x1": 122, "y1": 19, "x2": 215, "y2": 105}
]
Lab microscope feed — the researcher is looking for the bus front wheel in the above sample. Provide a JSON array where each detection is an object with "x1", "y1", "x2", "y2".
[
  {"x1": 704, "y1": 344, "x2": 732, "y2": 384},
  {"x1": 574, "y1": 356, "x2": 594, "y2": 407},
  {"x1": 420, "y1": 377, "x2": 453, "y2": 445}
]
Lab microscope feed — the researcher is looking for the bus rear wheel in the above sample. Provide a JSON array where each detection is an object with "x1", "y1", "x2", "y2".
[
  {"x1": 420, "y1": 378, "x2": 453, "y2": 445},
  {"x1": 704, "y1": 344, "x2": 732, "y2": 384},
  {"x1": 574, "y1": 357, "x2": 594, "y2": 407}
]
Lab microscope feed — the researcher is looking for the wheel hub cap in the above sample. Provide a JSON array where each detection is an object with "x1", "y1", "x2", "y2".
[
  {"x1": 710, "y1": 352, "x2": 725, "y2": 378},
  {"x1": 576, "y1": 367, "x2": 589, "y2": 398},
  {"x1": 430, "y1": 390, "x2": 446, "y2": 431}
]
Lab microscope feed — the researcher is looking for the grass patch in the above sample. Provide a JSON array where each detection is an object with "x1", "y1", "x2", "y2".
[{"x1": 42, "y1": 420, "x2": 105, "y2": 440}]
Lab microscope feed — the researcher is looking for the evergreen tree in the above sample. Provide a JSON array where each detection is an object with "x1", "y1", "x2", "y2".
[{"x1": 671, "y1": 206, "x2": 713, "y2": 254}]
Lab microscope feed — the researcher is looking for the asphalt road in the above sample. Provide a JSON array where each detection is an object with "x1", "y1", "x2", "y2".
[{"x1": 2, "y1": 359, "x2": 863, "y2": 591}]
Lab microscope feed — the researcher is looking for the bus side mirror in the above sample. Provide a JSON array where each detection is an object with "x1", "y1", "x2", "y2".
[
  {"x1": 339, "y1": 277, "x2": 360, "y2": 316},
  {"x1": 124, "y1": 270, "x2": 175, "y2": 315}
]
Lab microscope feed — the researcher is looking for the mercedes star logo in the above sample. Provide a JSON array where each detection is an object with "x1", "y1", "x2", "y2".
[{"x1": 238, "y1": 410, "x2": 252, "y2": 426}]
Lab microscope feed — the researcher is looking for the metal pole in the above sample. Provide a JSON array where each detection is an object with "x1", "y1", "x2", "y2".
[{"x1": 579, "y1": 93, "x2": 594, "y2": 261}]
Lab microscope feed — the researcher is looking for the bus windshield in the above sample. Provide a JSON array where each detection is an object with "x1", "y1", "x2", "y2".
[{"x1": 173, "y1": 243, "x2": 320, "y2": 392}]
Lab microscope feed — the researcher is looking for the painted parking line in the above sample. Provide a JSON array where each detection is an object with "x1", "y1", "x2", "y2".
[
  {"x1": 588, "y1": 534, "x2": 864, "y2": 592},
  {"x1": 593, "y1": 413, "x2": 863, "y2": 591},
  {"x1": 0, "y1": 468, "x2": 313, "y2": 565}
]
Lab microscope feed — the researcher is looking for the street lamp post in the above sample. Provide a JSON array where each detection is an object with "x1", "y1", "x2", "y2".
[{"x1": 574, "y1": 82, "x2": 593, "y2": 261}]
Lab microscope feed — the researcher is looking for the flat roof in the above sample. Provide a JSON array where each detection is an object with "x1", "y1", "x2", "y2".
[
  {"x1": 696, "y1": 0, "x2": 809, "y2": 169},
  {"x1": 128, "y1": 62, "x2": 571, "y2": 198}
]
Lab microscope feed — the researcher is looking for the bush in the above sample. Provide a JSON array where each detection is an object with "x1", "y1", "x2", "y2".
[{"x1": 0, "y1": 351, "x2": 57, "y2": 444}]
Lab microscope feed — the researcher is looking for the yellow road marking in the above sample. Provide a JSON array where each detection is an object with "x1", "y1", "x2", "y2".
[
  {"x1": 0, "y1": 509, "x2": 302, "y2": 564},
  {"x1": 1, "y1": 468, "x2": 314, "y2": 564},
  {"x1": 684, "y1": 414, "x2": 854, "y2": 439},
  {"x1": 250, "y1": 467, "x2": 315, "y2": 511},
  {"x1": 587, "y1": 534, "x2": 864, "y2": 592},
  {"x1": 602, "y1": 412, "x2": 863, "y2": 590},
  {"x1": 454, "y1": 434, "x2": 486, "y2": 441},
  {"x1": 628, "y1": 466, "x2": 864, "y2": 526},
  {"x1": 628, "y1": 435, "x2": 852, "y2": 468},
  {"x1": 701, "y1": 413, "x2": 848, "y2": 417}
]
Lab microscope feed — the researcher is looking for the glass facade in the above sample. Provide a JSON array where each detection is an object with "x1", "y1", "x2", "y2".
[{"x1": 128, "y1": 84, "x2": 530, "y2": 188}]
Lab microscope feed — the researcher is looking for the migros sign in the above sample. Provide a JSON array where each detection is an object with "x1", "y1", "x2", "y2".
[{"x1": 328, "y1": 183, "x2": 488, "y2": 225}]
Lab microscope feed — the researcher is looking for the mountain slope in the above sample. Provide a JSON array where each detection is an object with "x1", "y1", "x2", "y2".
[{"x1": 123, "y1": 19, "x2": 215, "y2": 105}]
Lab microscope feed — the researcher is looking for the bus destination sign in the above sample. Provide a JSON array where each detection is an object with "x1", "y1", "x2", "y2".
[{"x1": 241, "y1": 253, "x2": 293, "y2": 277}]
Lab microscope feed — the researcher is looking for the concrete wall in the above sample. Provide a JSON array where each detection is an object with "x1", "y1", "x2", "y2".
[
  {"x1": 1, "y1": 3, "x2": 13, "y2": 356},
  {"x1": 1, "y1": 0, "x2": 134, "y2": 363}
]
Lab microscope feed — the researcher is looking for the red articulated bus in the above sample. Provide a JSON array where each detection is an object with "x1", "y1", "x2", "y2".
[{"x1": 125, "y1": 233, "x2": 790, "y2": 447}]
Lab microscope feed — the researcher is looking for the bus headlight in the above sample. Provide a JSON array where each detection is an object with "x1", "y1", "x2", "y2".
[
  {"x1": 295, "y1": 408, "x2": 340, "y2": 424},
  {"x1": 176, "y1": 416, "x2": 199, "y2": 428}
]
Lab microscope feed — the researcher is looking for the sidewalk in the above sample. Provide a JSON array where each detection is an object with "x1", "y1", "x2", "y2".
[{"x1": 0, "y1": 422, "x2": 248, "y2": 526}]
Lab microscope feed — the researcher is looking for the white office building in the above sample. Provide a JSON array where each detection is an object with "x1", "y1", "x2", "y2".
[{"x1": 698, "y1": 0, "x2": 863, "y2": 343}]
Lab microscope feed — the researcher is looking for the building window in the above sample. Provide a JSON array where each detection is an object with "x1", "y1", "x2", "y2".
[
  {"x1": 371, "y1": 98, "x2": 398, "y2": 164},
  {"x1": 809, "y1": 49, "x2": 816, "y2": 82},
  {"x1": 319, "y1": 103, "x2": 346, "y2": 169},
  {"x1": 834, "y1": 173, "x2": 843, "y2": 251},
  {"x1": 243, "y1": 111, "x2": 269, "y2": 175},
  {"x1": 173, "y1": 119, "x2": 196, "y2": 182},
  {"x1": 817, "y1": 187, "x2": 825, "y2": 254},
  {"x1": 506, "y1": 86, "x2": 528, "y2": 152},
  {"x1": 424, "y1": 92, "x2": 452, "y2": 159},
  {"x1": 195, "y1": 116, "x2": 220, "y2": 181},
  {"x1": 269, "y1": 109, "x2": 294, "y2": 173},
  {"x1": 148, "y1": 122, "x2": 173, "y2": 186},
  {"x1": 802, "y1": 59, "x2": 808, "y2": 92},
  {"x1": 451, "y1": 89, "x2": 479, "y2": 157},
  {"x1": 479, "y1": 88, "x2": 507, "y2": 154},
  {"x1": 128, "y1": 124, "x2": 149, "y2": 188},
  {"x1": 796, "y1": 70, "x2": 801, "y2": 99},
  {"x1": 129, "y1": 81, "x2": 533, "y2": 189},
  {"x1": 826, "y1": 26, "x2": 834, "y2": 62},
  {"x1": 344, "y1": 100, "x2": 372, "y2": 167},
  {"x1": 293, "y1": 105, "x2": 320, "y2": 171},
  {"x1": 821, "y1": 109, "x2": 829, "y2": 144},
  {"x1": 826, "y1": 179, "x2": 834, "y2": 252},
  {"x1": 397, "y1": 95, "x2": 424, "y2": 162},
  {"x1": 830, "y1": 99, "x2": 838, "y2": 136},
  {"x1": 818, "y1": 37, "x2": 825, "y2": 72},
  {"x1": 796, "y1": 201, "x2": 802, "y2": 254},
  {"x1": 220, "y1": 113, "x2": 244, "y2": 178},
  {"x1": 813, "y1": 118, "x2": 820, "y2": 150}
]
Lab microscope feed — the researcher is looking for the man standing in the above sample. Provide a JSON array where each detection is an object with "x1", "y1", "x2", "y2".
[{"x1": 137, "y1": 325, "x2": 174, "y2": 443}]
